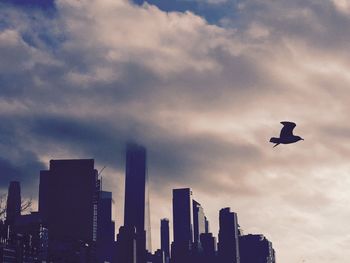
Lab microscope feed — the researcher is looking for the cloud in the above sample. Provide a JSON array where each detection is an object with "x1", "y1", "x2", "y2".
[{"x1": 1, "y1": 0, "x2": 350, "y2": 262}]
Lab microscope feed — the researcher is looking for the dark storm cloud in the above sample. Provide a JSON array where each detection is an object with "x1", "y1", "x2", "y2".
[
  {"x1": 0, "y1": 155, "x2": 44, "y2": 194},
  {"x1": 0, "y1": 115, "x2": 45, "y2": 194},
  {"x1": 16, "y1": 112, "x2": 261, "y2": 190}
]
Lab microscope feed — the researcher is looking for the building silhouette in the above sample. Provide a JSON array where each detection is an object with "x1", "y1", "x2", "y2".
[
  {"x1": 171, "y1": 188, "x2": 193, "y2": 263},
  {"x1": 12, "y1": 212, "x2": 49, "y2": 262},
  {"x1": 192, "y1": 200, "x2": 206, "y2": 251},
  {"x1": 118, "y1": 143, "x2": 150, "y2": 263},
  {"x1": 38, "y1": 159, "x2": 99, "y2": 261},
  {"x1": 6, "y1": 181, "x2": 21, "y2": 226},
  {"x1": 218, "y1": 207, "x2": 240, "y2": 263},
  {"x1": 239, "y1": 234, "x2": 276, "y2": 263},
  {"x1": 152, "y1": 249, "x2": 166, "y2": 263},
  {"x1": 97, "y1": 191, "x2": 115, "y2": 263},
  {"x1": 204, "y1": 216, "x2": 210, "y2": 234},
  {"x1": 0, "y1": 144, "x2": 277, "y2": 263},
  {"x1": 200, "y1": 233, "x2": 216, "y2": 263},
  {"x1": 160, "y1": 218, "x2": 170, "y2": 263},
  {"x1": 116, "y1": 225, "x2": 138, "y2": 263}
]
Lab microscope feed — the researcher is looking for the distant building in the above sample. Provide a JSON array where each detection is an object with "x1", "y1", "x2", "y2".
[
  {"x1": 39, "y1": 159, "x2": 99, "y2": 262},
  {"x1": 218, "y1": 208, "x2": 240, "y2": 263},
  {"x1": 239, "y1": 234, "x2": 275, "y2": 263},
  {"x1": 6, "y1": 181, "x2": 21, "y2": 226},
  {"x1": 192, "y1": 200, "x2": 206, "y2": 250},
  {"x1": 151, "y1": 249, "x2": 165, "y2": 263},
  {"x1": 160, "y1": 219, "x2": 170, "y2": 263},
  {"x1": 13, "y1": 212, "x2": 49, "y2": 262},
  {"x1": 200, "y1": 233, "x2": 216, "y2": 263},
  {"x1": 171, "y1": 188, "x2": 193, "y2": 263},
  {"x1": 115, "y1": 226, "x2": 138, "y2": 263},
  {"x1": 121, "y1": 143, "x2": 150, "y2": 263},
  {"x1": 97, "y1": 191, "x2": 115, "y2": 263},
  {"x1": 204, "y1": 217, "x2": 210, "y2": 234},
  {"x1": 0, "y1": 221, "x2": 6, "y2": 244}
]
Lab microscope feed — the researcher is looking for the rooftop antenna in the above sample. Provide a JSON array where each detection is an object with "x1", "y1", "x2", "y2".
[
  {"x1": 98, "y1": 166, "x2": 107, "y2": 177},
  {"x1": 98, "y1": 166, "x2": 106, "y2": 190}
]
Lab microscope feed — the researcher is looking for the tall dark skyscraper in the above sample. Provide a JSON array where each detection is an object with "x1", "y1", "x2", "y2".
[
  {"x1": 192, "y1": 200, "x2": 206, "y2": 249},
  {"x1": 123, "y1": 143, "x2": 151, "y2": 262},
  {"x1": 218, "y1": 207, "x2": 240, "y2": 263},
  {"x1": 38, "y1": 159, "x2": 99, "y2": 261},
  {"x1": 6, "y1": 181, "x2": 21, "y2": 225},
  {"x1": 160, "y1": 218, "x2": 170, "y2": 262},
  {"x1": 239, "y1": 234, "x2": 275, "y2": 263},
  {"x1": 172, "y1": 188, "x2": 193, "y2": 263}
]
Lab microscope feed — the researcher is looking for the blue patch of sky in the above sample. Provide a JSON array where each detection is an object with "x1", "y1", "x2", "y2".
[
  {"x1": 1, "y1": 0, "x2": 241, "y2": 51},
  {"x1": 132, "y1": 0, "x2": 239, "y2": 25},
  {"x1": 2, "y1": 0, "x2": 55, "y2": 9},
  {"x1": 1, "y1": 0, "x2": 240, "y2": 27},
  {"x1": 0, "y1": 1, "x2": 63, "y2": 51}
]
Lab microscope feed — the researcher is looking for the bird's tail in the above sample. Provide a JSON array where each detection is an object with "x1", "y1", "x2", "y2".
[{"x1": 269, "y1": 137, "x2": 280, "y2": 147}]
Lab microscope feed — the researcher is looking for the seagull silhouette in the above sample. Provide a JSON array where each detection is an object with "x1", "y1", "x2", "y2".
[{"x1": 270, "y1": 121, "x2": 304, "y2": 147}]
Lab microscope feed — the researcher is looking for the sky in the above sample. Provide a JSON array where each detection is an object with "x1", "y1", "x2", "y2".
[{"x1": 1, "y1": 0, "x2": 350, "y2": 262}]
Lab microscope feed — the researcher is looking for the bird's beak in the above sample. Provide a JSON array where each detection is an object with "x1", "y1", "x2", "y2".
[{"x1": 301, "y1": 138, "x2": 304, "y2": 140}]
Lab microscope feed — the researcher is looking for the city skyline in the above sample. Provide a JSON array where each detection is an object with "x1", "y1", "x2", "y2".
[
  {"x1": 0, "y1": 143, "x2": 275, "y2": 262},
  {"x1": 1, "y1": 0, "x2": 350, "y2": 262}
]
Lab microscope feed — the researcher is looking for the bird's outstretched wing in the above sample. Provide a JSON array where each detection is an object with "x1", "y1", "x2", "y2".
[{"x1": 280, "y1": 121, "x2": 296, "y2": 138}]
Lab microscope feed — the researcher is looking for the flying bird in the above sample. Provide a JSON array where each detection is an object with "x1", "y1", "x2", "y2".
[{"x1": 270, "y1": 121, "x2": 304, "y2": 147}]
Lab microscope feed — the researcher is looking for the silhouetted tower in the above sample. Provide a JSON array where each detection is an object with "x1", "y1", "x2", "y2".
[
  {"x1": 39, "y1": 159, "x2": 99, "y2": 261},
  {"x1": 97, "y1": 191, "x2": 115, "y2": 263},
  {"x1": 192, "y1": 200, "x2": 206, "y2": 250},
  {"x1": 218, "y1": 208, "x2": 240, "y2": 263},
  {"x1": 172, "y1": 188, "x2": 193, "y2": 263},
  {"x1": 6, "y1": 181, "x2": 21, "y2": 225},
  {"x1": 153, "y1": 249, "x2": 166, "y2": 263},
  {"x1": 239, "y1": 234, "x2": 275, "y2": 263},
  {"x1": 200, "y1": 233, "x2": 217, "y2": 263},
  {"x1": 160, "y1": 219, "x2": 170, "y2": 263},
  {"x1": 123, "y1": 143, "x2": 151, "y2": 262},
  {"x1": 204, "y1": 216, "x2": 210, "y2": 234},
  {"x1": 116, "y1": 226, "x2": 138, "y2": 263}
]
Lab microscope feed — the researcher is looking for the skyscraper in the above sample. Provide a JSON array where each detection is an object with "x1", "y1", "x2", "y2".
[
  {"x1": 192, "y1": 200, "x2": 206, "y2": 250},
  {"x1": 160, "y1": 218, "x2": 170, "y2": 263},
  {"x1": 97, "y1": 191, "x2": 115, "y2": 263},
  {"x1": 218, "y1": 207, "x2": 240, "y2": 263},
  {"x1": 38, "y1": 159, "x2": 99, "y2": 261},
  {"x1": 6, "y1": 181, "x2": 21, "y2": 226},
  {"x1": 172, "y1": 188, "x2": 193, "y2": 263},
  {"x1": 123, "y1": 143, "x2": 151, "y2": 262},
  {"x1": 200, "y1": 233, "x2": 217, "y2": 263},
  {"x1": 239, "y1": 234, "x2": 275, "y2": 263},
  {"x1": 116, "y1": 226, "x2": 138, "y2": 263},
  {"x1": 204, "y1": 217, "x2": 210, "y2": 234}
]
